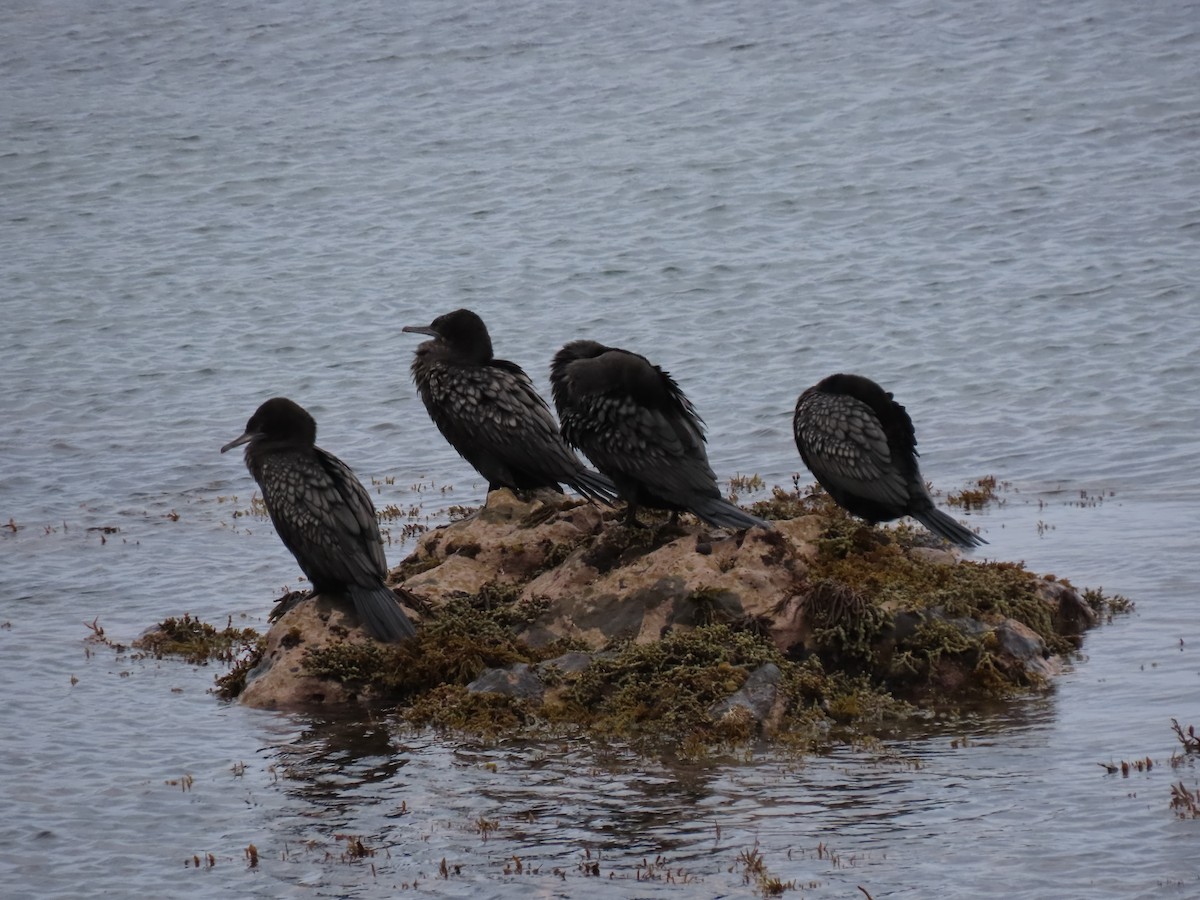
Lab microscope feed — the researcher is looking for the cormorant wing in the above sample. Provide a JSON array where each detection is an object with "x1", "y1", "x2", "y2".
[
  {"x1": 796, "y1": 391, "x2": 911, "y2": 508},
  {"x1": 600, "y1": 397, "x2": 720, "y2": 491},
  {"x1": 314, "y1": 447, "x2": 389, "y2": 580},
  {"x1": 256, "y1": 448, "x2": 386, "y2": 590},
  {"x1": 556, "y1": 349, "x2": 721, "y2": 502},
  {"x1": 426, "y1": 359, "x2": 586, "y2": 485}
]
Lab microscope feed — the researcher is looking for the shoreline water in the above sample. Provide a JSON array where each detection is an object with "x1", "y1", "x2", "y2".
[{"x1": 4, "y1": 0, "x2": 1199, "y2": 894}]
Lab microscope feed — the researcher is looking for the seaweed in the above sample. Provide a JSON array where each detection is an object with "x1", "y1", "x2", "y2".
[{"x1": 134, "y1": 614, "x2": 263, "y2": 666}]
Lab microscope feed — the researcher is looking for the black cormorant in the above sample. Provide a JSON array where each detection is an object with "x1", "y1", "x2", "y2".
[
  {"x1": 220, "y1": 397, "x2": 417, "y2": 642},
  {"x1": 550, "y1": 340, "x2": 770, "y2": 531},
  {"x1": 792, "y1": 373, "x2": 985, "y2": 548},
  {"x1": 402, "y1": 309, "x2": 617, "y2": 504}
]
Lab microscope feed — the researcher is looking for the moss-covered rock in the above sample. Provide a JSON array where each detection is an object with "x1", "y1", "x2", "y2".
[{"x1": 210, "y1": 485, "x2": 1126, "y2": 749}]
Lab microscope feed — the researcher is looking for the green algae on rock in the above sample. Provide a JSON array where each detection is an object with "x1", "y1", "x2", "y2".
[{"x1": 214, "y1": 485, "x2": 1126, "y2": 749}]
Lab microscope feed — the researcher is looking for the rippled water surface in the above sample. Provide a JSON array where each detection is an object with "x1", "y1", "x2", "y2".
[{"x1": 3, "y1": 0, "x2": 1199, "y2": 896}]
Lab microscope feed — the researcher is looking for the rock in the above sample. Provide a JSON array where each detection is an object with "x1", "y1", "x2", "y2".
[
  {"x1": 513, "y1": 526, "x2": 811, "y2": 651},
  {"x1": 395, "y1": 494, "x2": 817, "y2": 654},
  {"x1": 888, "y1": 610, "x2": 926, "y2": 644},
  {"x1": 405, "y1": 553, "x2": 494, "y2": 603},
  {"x1": 535, "y1": 651, "x2": 596, "y2": 677},
  {"x1": 239, "y1": 593, "x2": 409, "y2": 709},
  {"x1": 467, "y1": 663, "x2": 545, "y2": 701},
  {"x1": 909, "y1": 546, "x2": 960, "y2": 566},
  {"x1": 710, "y1": 663, "x2": 784, "y2": 727},
  {"x1": 994, "y1": 618, "x2": 1060, "y2": 680},
  {"x1": 928, "y1": 608, "x2": 991, "y2": 637},
  {"x1": 232, "y1": 488, "x2": 1108, "y2": 712},
  {"x1": 1038, "y1": 578, "x2": 1099, "y2": 636},
  {"x1": 398, "y1": 488, "x2": 604, "y2": 608}
]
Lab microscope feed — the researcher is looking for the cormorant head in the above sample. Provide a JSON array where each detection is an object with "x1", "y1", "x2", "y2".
[
  {"x1": 221, "y1": 397, "x2": 317, "y2": 453},
  {"x1": 551, "y1": 340, "x2": 696, "y2": 421},
  {"x1": 815, "y1": 373, "x2": 894, "y2": 405},
  {"x1": 402, "y1": 308, "x2": 493, "y2": 363},
  {"x1": 553, "y1": 340, "x2": 610, "y2": 365},
  {"x1": 550, "y1": 340, "x2": 615, "y2": 398}
]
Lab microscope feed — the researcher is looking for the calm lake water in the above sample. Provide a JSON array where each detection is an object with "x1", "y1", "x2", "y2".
[{"x1": 2, "y1": 0, "x2": 1199, "y2": 896}]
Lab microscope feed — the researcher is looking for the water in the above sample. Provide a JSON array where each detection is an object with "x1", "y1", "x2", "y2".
[{"x1": 2, "y1": 0, "x2": 1199, "y2": 895}]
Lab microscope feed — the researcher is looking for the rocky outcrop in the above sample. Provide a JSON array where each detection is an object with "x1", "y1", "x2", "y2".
[
  {"x1": 233, "y1": 488, "x2": 1105, "y2": 726},
  {"x1": 395, "y1": 489, "x2": 822, "y2": 654}
]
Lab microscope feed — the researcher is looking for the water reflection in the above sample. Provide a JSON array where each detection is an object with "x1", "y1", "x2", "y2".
[
  {"x1": 250, "y1": 710, "x2": 1072, "y2": 883},
  {"x1": 232, "y1": 646, "x2": 1097, "y2": 894},
  {"x1": 265, "y1": 712, "x2": 414, "y2": 801}
]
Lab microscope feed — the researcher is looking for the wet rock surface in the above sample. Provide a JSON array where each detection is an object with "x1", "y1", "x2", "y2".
[{"x1": 235, "y1": 589, "x2": 422, "y2": 710}]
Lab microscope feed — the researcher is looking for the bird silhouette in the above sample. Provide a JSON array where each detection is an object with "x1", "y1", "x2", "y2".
[
  {"x1": 793, "y1": 373, "x2": 985, "y2": 548},
  {"x1": 221, "y1": 397, "x2": 417, "y2": 641},
  {"x1": 403, "y1": 309, "x2": 617, "y2": 504},
  {"x1": 550, "y1": 339, "x2": 770, "y2": 530}
]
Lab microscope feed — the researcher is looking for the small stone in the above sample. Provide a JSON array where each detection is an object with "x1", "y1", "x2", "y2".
[
  {"x1": 909, "y1": 546, "x2": 959, "y2": 566},
  {"x1": 994, "y1": 618, "x2": 1058, "y2": 679},
  {"x1": 927, "y1": 607, "x2": 990, "y2": 636},
  {"x1": 709, "y1": 663, "x2": 782, "y2": 723},
  {"x1": 889, "y1": 610, "x2": 925, "y2": 643},
  {"x1": 534, "y1": 651, "x2": 594, "y2": 677},
  {"x1": 1039, "y1": 579, "x2": 1099, "y2": 635},
  {"x1": 994, "y1": 618, "x2": 1046, "y2": 661},
  {"x1": 467, "y1": 663, "x2": 545, "y2": 701}
]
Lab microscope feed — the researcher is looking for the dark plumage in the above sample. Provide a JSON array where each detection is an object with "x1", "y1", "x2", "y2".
[
  {"x1": 792, "y1": 373, "x2": 986, "y2": 548},
  {"x1": 550, "y1": 340, "x2": 770, "y2": 531},
  {"x1": 220, "y1": 397, "x2": 417, "y2": 642},
  {"x1": 402, "y1": 309, "x2": 617, "y2": 504}
]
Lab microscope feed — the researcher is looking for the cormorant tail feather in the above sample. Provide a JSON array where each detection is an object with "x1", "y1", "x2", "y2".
[
  {"x1": 571, "y1": 469, "x2": 620, "y2": 506},
  {"x1": 690, "y1": 496, "x2": 773, "y2": 531},
  {"x1": 912, "y1": 508, "x2": 986, "y2": 549},
  {"x1": 348, "y1": 585, "x2": 418, "y2": 642}
]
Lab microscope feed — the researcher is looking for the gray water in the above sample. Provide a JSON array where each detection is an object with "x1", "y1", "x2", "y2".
[{"x1": 3, "y1": 0, "x2": 1199, "y2": 895}]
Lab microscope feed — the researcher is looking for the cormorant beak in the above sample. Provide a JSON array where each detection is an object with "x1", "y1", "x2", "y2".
[
  {"x1": 402, "y1": 324, "x2": 440, "y2": 338},
  {"x1": 220, "y1": 432, "x2": 253, "y2": 454}
]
